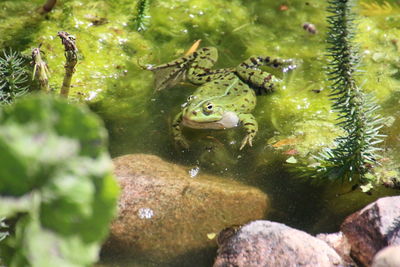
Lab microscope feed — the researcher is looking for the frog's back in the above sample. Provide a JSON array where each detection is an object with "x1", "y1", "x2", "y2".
[{"x1": 193, "y1": 73, "x2": 256, "y2": 113}]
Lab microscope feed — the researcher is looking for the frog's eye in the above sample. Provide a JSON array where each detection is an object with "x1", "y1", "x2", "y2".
[{"x1": 203, "y1": 102, "x2": 214, "y2": 114}]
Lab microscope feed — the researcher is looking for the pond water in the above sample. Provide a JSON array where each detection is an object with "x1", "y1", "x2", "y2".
[{"x1": 1, "y1": 0, "x2": 400, "y2": 266}]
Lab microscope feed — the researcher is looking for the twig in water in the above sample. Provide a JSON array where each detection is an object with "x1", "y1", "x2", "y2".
[{"x1": 38, "y1": 0, "x2": 57, "y2": 14}]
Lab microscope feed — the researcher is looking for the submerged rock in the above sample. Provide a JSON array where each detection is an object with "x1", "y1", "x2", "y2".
[
  {"x1": 340, "y1": 196, "x2": 400, "y2": 267},
  {"x1": 101, "y1": 154, "x2": 269, "y2": 265},
  {"x1": 214, "y1": 220, "x2": 344, "y2": 267}
]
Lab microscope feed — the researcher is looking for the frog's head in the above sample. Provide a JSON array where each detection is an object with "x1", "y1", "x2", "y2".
[{"x1": 181, "y1": 96, "x2": 239, "y2": 129}]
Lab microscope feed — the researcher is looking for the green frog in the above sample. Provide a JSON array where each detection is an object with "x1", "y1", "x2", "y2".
[{"x1": 149, "y1": 47, "x2": 295, "y2": 150}]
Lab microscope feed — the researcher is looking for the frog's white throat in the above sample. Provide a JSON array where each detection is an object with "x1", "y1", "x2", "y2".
[{"x1": 182, "y1": 111, "x2": 239, "y2": 130}]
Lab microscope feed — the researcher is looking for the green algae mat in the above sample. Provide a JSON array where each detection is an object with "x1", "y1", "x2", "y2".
[{"x1": 1, "y1": 0, "x2": 399, "y2": 265}]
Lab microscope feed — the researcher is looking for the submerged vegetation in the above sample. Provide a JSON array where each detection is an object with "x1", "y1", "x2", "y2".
[
  {"x1": 302, "y1": 0, "x2": 385, "y2": 188},
  {"x1": 132, "y1": 0, "x2": 151, "y2": 32},
  {"x1": 360, "y1": 1, "x2": 400, "y2": 16}
]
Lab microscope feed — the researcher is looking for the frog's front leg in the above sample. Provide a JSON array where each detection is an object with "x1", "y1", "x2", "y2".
[
  {"x1": 236, "y1": 56, "x2": 295, "y2": 95},
  {"x1": 238, "y1": 114, "x2": 258, "y2": 150},
  {"x1": 172, "y1": 112, "x2": 189, "y2": 149}
]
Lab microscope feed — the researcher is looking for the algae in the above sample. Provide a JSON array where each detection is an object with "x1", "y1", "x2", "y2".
[{"x1": 1, "y1": 0, "x2": 398, "y2": 161}]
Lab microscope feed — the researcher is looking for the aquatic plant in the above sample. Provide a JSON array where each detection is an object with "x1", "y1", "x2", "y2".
[
  {"x1": 58, "y1": 31, "x2": 78, "y2": 98},
  {"x1": 0, "y1": 49, "x2": 29, "y2": 104},
  {"x1": 0, "y1": 95, "x2": 118, "y2": 266},
  {"x1": 133, "y1": 0, "x2": 151, "y2": 32},
  {"x1": 305, "y1": 0, "x2": 384, "y2": 187},
  {"x1": 31, "y1": 46, "x2": 50, "y2": 93},
  {"x1": 360, "y1": 1, "x2": 400, "y2": 16},
  {"x1": 0, "y1": 219, "x2": 8, "y2": 243}
]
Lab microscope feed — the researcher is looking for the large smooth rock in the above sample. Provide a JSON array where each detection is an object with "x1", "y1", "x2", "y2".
[
  {"x1": 341, "y1": 196, "x2": 400, "y2": 267},
  {"x1": 214, "y1": 220, "x2": 344, "y2": 267},
  {"x1": 372, "y1": 245, "x2": 400, "y2": 267},
  {"x1": 101, "y1": 154, "x2": 269, "y2": 265}
]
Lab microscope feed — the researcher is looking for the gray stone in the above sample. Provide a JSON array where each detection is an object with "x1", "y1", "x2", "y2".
[
  {"x1": 317, "y1": 232, "x2": 355, "y2": 266},
  {"x1": 214, "y1": 220, "x2": 344, "y2": 267}
]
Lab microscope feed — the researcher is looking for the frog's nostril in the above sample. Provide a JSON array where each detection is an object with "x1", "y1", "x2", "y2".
[{"x1": 192, "y1": 111, "x2": 197, "y2": 116}]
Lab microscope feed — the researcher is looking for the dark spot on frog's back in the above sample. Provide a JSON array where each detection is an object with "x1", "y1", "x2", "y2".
[
  {"x1": 250, "y1": 57, "x2": 258, "y2": 65},
  {"x1": 244, "y1": 98, "x2": 249, "y2": 102},
  {"x1": 262, "y1": 74, "x2": 272, "y2": 87},
  {"x1": 192, "y1": 110, "x2": 197, "y2": 116},
  {"x1": 272, "y1": 59, "x2": 280, "y2": 67},
  {"x1": 241, "y1": 62, "x2": 249, "y2": 68}
]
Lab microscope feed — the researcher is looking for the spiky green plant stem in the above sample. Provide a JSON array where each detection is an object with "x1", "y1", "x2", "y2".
[
  {"x1": 312, "y1": 0, "x2": 384, "y2": 185},
  {"x1": 0, "y1": 50, "x2": 29, "y2": 104},
  {"x1": 133, "y1": 0, "x2": 151, "y2": 32}
]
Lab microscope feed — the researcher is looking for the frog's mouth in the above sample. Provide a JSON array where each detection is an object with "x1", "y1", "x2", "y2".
[{"x1": 182, "y1": 111, "x2": 239, "y2": 130}]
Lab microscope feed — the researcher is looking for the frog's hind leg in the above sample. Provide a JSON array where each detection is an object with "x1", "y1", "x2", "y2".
[
  {"x1": 235, "y1": 56, "x2": 296, "y2": 95},
  {"x1": 186, "y1": 47, "x2": 228, "y2": 85}
]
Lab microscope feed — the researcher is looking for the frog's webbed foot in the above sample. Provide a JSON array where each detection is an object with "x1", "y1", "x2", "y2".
[
  {"x1": 238, "y1": 114, "x2": 258, "y2": 150},
  {"x1": 148, "y1": 46, "x2": 220, "y2": 91},
  {"x1": 240, "y1": 133, "x2": 254, "y2": 150},
  {"x1": 175, "y1": 136, "x2": 190, "y2": 150},
  {"x1": 148, "y1": 56, "x2": 193, "y2": 91}
]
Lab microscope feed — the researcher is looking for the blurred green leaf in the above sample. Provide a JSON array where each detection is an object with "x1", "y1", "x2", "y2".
[{"x1": 0, "y1": 94, "x2": 118, "y2": 267}]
